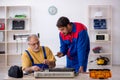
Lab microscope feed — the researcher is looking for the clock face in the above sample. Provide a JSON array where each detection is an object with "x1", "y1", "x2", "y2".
[{"x1": 48, "y1": 6, "x2": 57, "y2": 15}]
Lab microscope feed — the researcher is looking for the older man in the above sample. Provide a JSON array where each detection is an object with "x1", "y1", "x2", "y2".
[{"x1": 21, "y1": 34, "x2": 56, "y2": 73}]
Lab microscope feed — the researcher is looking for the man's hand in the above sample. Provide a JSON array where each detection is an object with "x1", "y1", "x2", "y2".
[
  {"x1": 24, "y1": 65, "x2": 41, "y2": 73},
  {"x1": 56, "y1": 52, "x2": 63, "y2": 58},
  {"x1": 79, "y1": 66, "x2": 84, "y2": 73},
  {"x1": 43, "y1": 59, "x2": 56, "y2": 68},
  {"x1": 31, "y1": 66, "x2": 41, "y2": 71},
  {"x1": 43, "y1": 59, "x2": 49, "y2": 65}
]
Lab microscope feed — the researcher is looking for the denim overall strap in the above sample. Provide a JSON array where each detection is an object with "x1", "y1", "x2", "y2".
[
  {"x1": 25, "y1": 50, "x2": 34, "y2": 65},
  {"x1": 42, "y1": 46, "x2": 47, "y2": 59}
]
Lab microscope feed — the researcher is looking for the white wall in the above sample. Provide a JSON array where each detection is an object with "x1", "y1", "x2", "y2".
[{"x1": 1, "y1": 0, "x2": 120, "y2": 66}]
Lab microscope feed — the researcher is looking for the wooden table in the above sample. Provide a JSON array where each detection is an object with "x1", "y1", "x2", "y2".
[{"x1": 4, "y1": 73, "x2": 112, "y2": 80}]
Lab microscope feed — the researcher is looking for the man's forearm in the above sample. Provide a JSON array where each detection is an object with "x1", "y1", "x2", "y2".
[
  {"x1": 23, "y1": 67, "x2": 33, "y2": 73},
  {"x1": 23, "y1": 66, "x2": 41, "y2": 73}
]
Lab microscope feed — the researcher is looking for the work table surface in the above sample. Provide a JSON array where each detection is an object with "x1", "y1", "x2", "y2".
[{"x1": 4, "y1": 73, "x2": 97, "y2": 80}]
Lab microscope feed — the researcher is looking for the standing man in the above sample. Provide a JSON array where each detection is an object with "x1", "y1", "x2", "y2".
[
  {"x1": 21, "y1": 34, "x2": 56, "y2": 73},
  {"x1": 56, "y1": 16, "x2": 90, "y2": 73}
]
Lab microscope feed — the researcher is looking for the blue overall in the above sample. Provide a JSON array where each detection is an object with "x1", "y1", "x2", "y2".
[
  {"x1": 25, "y1": 46, "x2": 49, "y2": 70},
  {"x1": 59, "y1": 22, "x2": 90, "y2": 73}
]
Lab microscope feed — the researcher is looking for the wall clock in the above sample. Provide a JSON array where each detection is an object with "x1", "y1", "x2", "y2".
[{"x1": 48, "y1": 6, "x2": 57, "y2": 15}]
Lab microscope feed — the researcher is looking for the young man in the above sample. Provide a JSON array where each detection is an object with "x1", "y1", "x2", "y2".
[
  {"x1": 21, "y1": 34, "x2": 56, "y2": 73},
  {"x1": 56, "y1": 16, "x2": 90, "y2": 73}
]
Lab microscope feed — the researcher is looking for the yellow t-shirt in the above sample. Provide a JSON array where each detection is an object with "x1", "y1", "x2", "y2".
[{"x1": 21, "y1": 46, "x2": 56, "y2": 70}]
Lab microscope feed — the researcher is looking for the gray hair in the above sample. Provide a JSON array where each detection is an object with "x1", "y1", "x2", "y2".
[{"x1": 27, "y1": 34, "x2": 39, "y2": 42}]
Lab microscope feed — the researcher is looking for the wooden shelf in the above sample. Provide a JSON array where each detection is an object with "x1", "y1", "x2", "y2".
[
  {"x1": 88, "y1": 5, "x2": 112, "y2": 69},
  {"x1": 0, "y1": 6, "x2": 31, "y2": 67}
]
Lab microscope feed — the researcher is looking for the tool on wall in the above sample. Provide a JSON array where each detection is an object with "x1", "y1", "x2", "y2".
[
  {"x1": 0, "y1": 23, "x2": 5, "y2": 30},
  {"x1": 12, "y1": 20, "x2": 25, "y2": 30},
  {"x1": 89, "y1": 55, "x2": 110, "y2": 65},
  {"x1": 96, "y1": 56, "x2": 109, "y2": 65},
  {"x1": 92, "y1": 46, "x2": 102, "y2": 53},
  {"x1": 13, "y1": 34, "x2": 29, "y2": 54}
]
